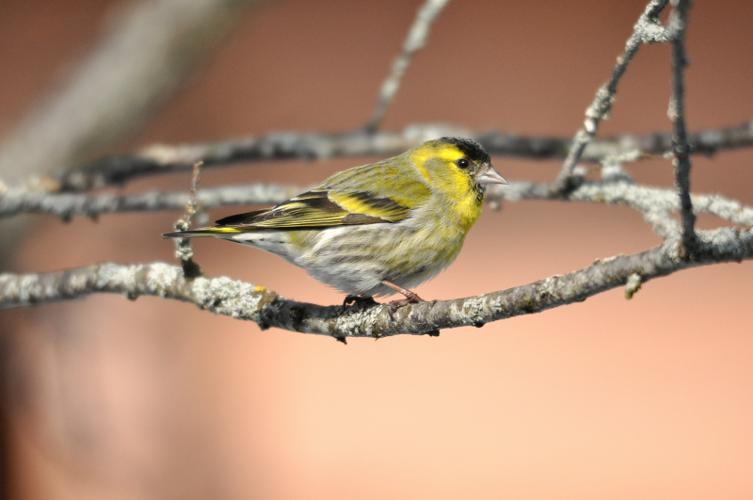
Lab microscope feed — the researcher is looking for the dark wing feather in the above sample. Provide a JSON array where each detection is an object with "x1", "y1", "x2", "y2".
[
  {"x1": 215, "y1": 208, "x2": 270, "y2": 226},
  {"x1": 213, "y1": 189, "x2": 406, "y2": 231}
]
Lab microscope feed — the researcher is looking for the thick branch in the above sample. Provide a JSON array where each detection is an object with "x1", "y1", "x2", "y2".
[
  {"x1": 53, "y1": 120, "x2": 753, "y2": 192},
  {"x1": 1, "y1": 227, "x2": 751, "y2": 338}
]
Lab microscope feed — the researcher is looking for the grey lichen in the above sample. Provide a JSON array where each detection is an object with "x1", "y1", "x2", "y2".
[
  {"x1": 2, "y1": 0, "x2": 751, "y2": 339},
  {"x1": 1, "y1": 224, "x2": 752, "y2": 338}
]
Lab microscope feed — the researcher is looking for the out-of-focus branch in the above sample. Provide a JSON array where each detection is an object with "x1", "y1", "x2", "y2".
[
  {"x1": 0, "y1": 0, "x2": 255, "y2": 183},
  {"x1": 52, "y1": 119, "x2": 753, "y2": 192},
  {"x1": 364, "y1": 0, "x2": 451, "y2": 132},
  {"x1": 1, "y1": 226, "x2": 751, "y2": 338},
  {"x1": 0, "y1": 0, "x2": 256, "y2": 264},
  {"x1": 668, "y1": 0, "x2": 697, "y2": 255},
  {"x1": 553, "y1": 0, "x2": 671, "y2": 191}
]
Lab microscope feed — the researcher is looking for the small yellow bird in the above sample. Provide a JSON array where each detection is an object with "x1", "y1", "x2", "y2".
[{"x1": 164, "y1": 137, "x2": 506, "y2": 306}]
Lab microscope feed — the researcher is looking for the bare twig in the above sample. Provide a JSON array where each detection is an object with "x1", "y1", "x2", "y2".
[
  {"x1": 1, "y1": 226, "x2": 751, "y2": 338},
  {"x1": 553, "y1": 0, "x2": 672, "y2": 191},
  {"x1": 668, "y1": 0, "x2": 697, "y2": 256},
  {"x1": 0, "y1": 0, "x2": 255, "y2": 183},
  {"x1": 171, "y1": 162, "x2": 204, "y2": 278},
  {"x1": 364, "y1": 0, "x2": 452, "y2": 132},
  {"x1": 53, "y1": 120, "x2": 753, "y2": 192},
  {"x1": 495, "y1": 180, "x2": 753, "y2": 238}
]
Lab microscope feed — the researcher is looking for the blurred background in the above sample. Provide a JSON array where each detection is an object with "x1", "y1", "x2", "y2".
[{"x1": 2, "y1": 0, "x2": 753, "y2": 498}]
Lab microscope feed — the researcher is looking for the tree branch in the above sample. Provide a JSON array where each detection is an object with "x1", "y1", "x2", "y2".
[
  {"x1": 0, "y1": 0, "x2": 256, "y2": 264},
  {"x1": 668, "y1": 0, "x2": 697, "y2": 255},
  {"x1": 364, "y1": 0, "x2": 451, "y2": 132},
  {"x1": 0, "y1": 183, "x2": 299, "y2": 220},
  {"x1": 171, "y1": 162, "x2": 204, "y2": 278},
  {"x1": 0, "y1": 0, "x2": 255, "y2": 183},
  {"x1": 1, "y1": 226, "x2": 751, "y2": 339},
  {"x1": 4, "y1": 179, "x2": 753, "y2": 243},
  {"x1": 51, "y1": 119, "x2": 753, "y2": 192},
  {"x1": 553, "y1": 0, "x2": 671, "y2": 191},
  {"x1": 3, "y1": 0, "x2": 751, "y2": 342}
]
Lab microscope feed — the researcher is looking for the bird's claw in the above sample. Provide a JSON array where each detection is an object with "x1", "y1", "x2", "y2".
[{"x1": 387, "y1": 294, "x2": 424, "y2": 314}]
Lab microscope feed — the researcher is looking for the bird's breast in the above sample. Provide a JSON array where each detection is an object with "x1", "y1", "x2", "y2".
[{"x1": 422, "y1": 190, "x2": 483, "y2": 234}]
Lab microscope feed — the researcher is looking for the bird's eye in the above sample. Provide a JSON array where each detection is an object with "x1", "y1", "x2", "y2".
[{"x1": 457, "y1": 158, "x2": 469, "y2": 169}]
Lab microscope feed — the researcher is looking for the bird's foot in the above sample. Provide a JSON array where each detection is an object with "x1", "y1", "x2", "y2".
[
  {"x1": 381, "y1": 280, "x2": 425, "y2": 313},
  {"x1": 387, "y1": 297, "x2": 423, "y2": 313},
  {"x1": 380, "y1": 282, "x2": 439, "y2": 336}
]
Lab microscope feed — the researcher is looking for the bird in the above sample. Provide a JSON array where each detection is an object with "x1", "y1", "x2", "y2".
[{"x1": 164, "y1": 137, "x2": 507, "y2": 307}]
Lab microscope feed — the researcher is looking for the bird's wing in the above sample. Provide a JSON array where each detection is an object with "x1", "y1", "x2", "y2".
[
  {"x1": 213, "y1": 189, "x2": 400, "y2": 230},
  {"x1": 214, "y1": 158, "x2": 431, "y2": 231}
]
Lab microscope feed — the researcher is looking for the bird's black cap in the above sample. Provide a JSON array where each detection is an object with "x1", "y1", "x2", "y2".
[{"x1": 439, "y1": 137, "x2": 490, "y2": 164}]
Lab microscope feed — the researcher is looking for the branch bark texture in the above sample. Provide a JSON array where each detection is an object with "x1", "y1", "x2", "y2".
[
  {"x1": 554, "y1": 0, "x2": 671, "y2": 189},
  {"x1": 668, "y1": 0, "x2": 698, "y2": 254},
  {"x1": 1, "y1": 0, "x2": 751, "y2": 340},
  {"x1": 51, "y1": 119, "x2": 753, "y2": 192},
  {"x1": 1, "y1": 227, "x2": 751, "y2": 339}
]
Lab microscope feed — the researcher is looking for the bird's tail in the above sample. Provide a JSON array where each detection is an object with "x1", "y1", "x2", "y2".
[{"x1": 162, "y1": 227, "x2": 241, "y2": 239}]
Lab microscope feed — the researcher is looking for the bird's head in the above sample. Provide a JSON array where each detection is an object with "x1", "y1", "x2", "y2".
[{"x1": 409, "y1": 137, "x2": 507, "y2": 199}]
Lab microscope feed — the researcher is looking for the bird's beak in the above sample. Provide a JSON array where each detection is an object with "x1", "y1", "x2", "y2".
[{"x1": 476, "y1": 163, "x2": 508, "y2": 186}]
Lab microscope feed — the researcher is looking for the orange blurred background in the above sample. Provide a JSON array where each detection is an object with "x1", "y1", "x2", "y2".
[{"x1": 2, "y1": 0, "x2": 753, "y2": 498}]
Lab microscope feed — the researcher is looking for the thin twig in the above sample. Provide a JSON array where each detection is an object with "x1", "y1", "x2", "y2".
[
  {"x1": 668, "y1": 0, "x2": 697, "y2": 256},
  {"x1": 552, "y1": 0, "x2": 671, "y2": 191},
  {"x1": 364, "y1": 0, "x2": 452, "y2": 132},
  {"x1": 51, "y1": 119, "x2": 753, "y2": 192},
  {"x1": 172, "y1": 162, "x2": 203, "y2": 278},
  {"x1": 1, "y1": 226, "x2": 751, "y2": 338}
]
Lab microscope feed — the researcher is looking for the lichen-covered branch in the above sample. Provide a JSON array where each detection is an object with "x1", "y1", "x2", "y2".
[
  {"x1": 364, "y1": 0, "x2": 451, "y2": 131},
  {"x1": 2, "y1": 0, "x2": 751, "y2": 340},
  {"x1": 1, "y1": 226, "x2": 751, "y2": 338},
  {"x1": 5, "y1": 177, "x2": 753, "y2": 246},
  {"x1": 171, "y1": 162, "x2": 204, "y2": 278},
  {"x1": 52, "y1": 119, "x2": 753, "y2": 192},
  {"x1": 668, "y1": 0, "x2": 697, "y2": 255},
  {"x1": 496, "y1": 180, "x2": 753, "y2": 239},
  {"x1": 553, "y1": 0, "x2": 671, "y2": 190},
  {"x1": 0, "y1": 183, "x2": 300, "y2": 220}
]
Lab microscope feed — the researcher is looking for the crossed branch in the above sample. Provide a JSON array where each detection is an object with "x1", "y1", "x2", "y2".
[{"x1": 2, "y1": 0, "x2": 752, "y2": 340}]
